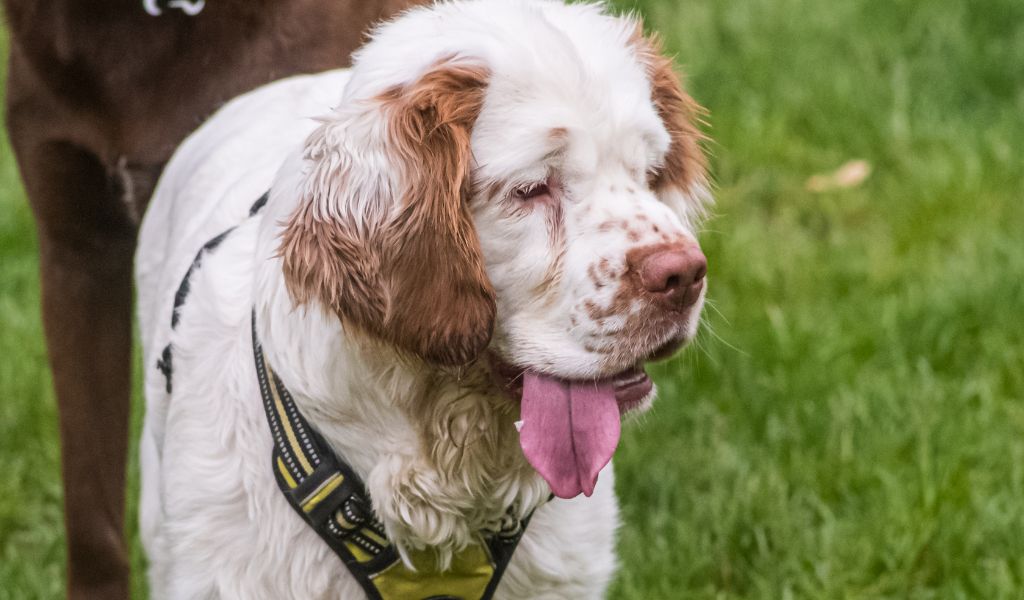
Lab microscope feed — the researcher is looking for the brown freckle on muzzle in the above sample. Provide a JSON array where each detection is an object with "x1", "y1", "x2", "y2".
[
  {"x1": 587, "y1": 263, "x2": 608, "y2": 289},
  {"x1": 582, "y1": 299, "x2": 604, "y2": 319}
]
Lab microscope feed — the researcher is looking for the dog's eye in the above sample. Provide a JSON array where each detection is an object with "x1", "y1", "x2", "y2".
[{"x1": 512, "y1": 182, "x2": 550, "y2": 201}]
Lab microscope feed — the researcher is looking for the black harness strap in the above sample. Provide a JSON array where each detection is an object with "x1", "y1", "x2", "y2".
[
  {"x1": 156, "y1": 192, "x2": 268, "y2": 392},
  {"x1": 253, "y1": 315, "x2": 397, "y2": 585}
]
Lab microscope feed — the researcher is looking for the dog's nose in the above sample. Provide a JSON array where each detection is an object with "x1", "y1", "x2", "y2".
[{"x1": 635, "y1": 245, "x2": 707, "y2": 309}]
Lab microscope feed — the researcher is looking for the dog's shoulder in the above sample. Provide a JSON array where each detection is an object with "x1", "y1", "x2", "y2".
[{"x1": 136, "y1": 69, "x2": 351, "y2": 353}]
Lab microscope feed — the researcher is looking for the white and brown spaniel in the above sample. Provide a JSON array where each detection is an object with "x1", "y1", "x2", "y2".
[{"x1": 135, "y1": 0, "x2": 710, "y2": 597}]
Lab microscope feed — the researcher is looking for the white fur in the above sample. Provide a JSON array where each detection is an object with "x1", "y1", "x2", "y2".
[{"x1": 136, "y1": 1, "x2": 708, "y2": 598}]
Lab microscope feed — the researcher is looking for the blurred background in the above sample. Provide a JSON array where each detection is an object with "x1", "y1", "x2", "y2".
[{"x1": 1, "y1": 0, "x2": 1022, "y2": 597}]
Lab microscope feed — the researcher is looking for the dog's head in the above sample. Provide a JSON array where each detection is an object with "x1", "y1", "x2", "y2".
[{"x1": 278, "y1": 0, "x2": 710, "y2": 497}]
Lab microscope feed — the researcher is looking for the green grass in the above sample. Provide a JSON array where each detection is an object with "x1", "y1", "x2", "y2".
[{"x1": 2, "y1": 0, "x2": 1023, "y2": 597}]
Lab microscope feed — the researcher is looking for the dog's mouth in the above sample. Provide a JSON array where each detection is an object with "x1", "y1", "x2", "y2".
[
  {"x1": 490, "y1": 361, "x2": 655, "y2": 415},
  {"x1": 489, "y1": 336, "x2": 684, "y2": 500}
]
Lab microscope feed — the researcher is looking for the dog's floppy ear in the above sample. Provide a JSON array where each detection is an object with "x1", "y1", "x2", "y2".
[
  {"x1": 630, "y1": 25, "x2": 711, "y2": 223},
  {"x1": 279, "y1": 60, "x2": 495, "y2": 366}
]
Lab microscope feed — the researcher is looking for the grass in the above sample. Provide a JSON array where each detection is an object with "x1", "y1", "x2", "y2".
[{"x1": 1, "y1": 0, "x2": 1023, "y2": 597}]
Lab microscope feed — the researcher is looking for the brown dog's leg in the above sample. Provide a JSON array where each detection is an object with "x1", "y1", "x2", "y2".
[
  {"x1": 12, "y1": 135, "x2": 135, "y2": 599},
  {"x1": 7, "y1": 37, "x2": 137, "y2": 595}
]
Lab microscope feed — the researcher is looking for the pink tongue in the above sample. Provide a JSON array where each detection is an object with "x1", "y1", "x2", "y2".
[{"x1": 519, "y1": 372, "x2": 621, "y2": 499}]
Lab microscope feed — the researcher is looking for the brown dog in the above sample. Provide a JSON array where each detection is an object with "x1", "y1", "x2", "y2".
[{"x1": 2, "y1": 1, "x2": 419, "y2": 597}]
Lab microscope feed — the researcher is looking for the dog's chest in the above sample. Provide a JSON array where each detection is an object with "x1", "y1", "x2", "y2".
[{"x1": 159, "y1": 329, "x2": 620, "y2": 598}]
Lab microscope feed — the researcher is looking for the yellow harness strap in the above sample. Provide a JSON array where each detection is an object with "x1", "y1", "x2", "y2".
[{"x1": 253, "y1": 312, "x2": 532, "y2": 600}]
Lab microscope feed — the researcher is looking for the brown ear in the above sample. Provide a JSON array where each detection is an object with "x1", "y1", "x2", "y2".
[
  {"x1": 631, "y1": 26, "x2": 710, "y2": 210},
  {"x1": 279, "y1": 61, "x2": 495, "y2": 366}
]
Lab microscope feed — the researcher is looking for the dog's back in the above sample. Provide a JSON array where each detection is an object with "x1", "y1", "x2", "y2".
[
  {"x1": 136, "y1": 70, "x2": 351, "y2": 352},
  {"x1": 135, "y1": 70, "x2": 351, "y2": 585}
]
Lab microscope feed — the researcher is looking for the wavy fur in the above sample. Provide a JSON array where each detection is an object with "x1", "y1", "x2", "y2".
[{"x1": 136, "y1": 1, "x2": 710, "y2": 597}]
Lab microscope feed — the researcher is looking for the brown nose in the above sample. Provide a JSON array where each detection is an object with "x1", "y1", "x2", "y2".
[{"x1": 635, "y1": 245, "x2": 707, "y2": 309}]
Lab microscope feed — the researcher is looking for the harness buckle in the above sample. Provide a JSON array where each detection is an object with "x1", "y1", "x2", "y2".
[{"x1": 283, "y1": 458, "x2": 354, "y2": 528}]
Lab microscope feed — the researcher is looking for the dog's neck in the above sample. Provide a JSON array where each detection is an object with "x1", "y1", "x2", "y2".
[{"x1": 252, "y1": 249, "x2": 546, "y2": 561}]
